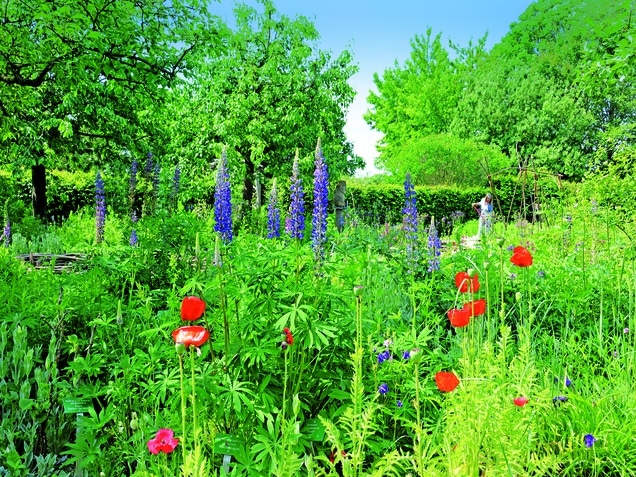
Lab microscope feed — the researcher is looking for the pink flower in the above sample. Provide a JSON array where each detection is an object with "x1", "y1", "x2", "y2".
[
  {"x1": 147, "y1": 428, "x2": 178, "y2": 455},
  {"x1": 513, "y1": 396, "x2": 529, "y2": 407}
]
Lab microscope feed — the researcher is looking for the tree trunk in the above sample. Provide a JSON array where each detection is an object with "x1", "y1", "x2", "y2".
[
  {"x1": 242, "y1": 153, "x2": 255, "y2": 209},
  {"x1": 32, "y1": 164, "x2": 47, "y2": 220}
]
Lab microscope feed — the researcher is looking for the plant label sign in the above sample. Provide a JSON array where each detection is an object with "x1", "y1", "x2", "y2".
[
  {"x1": 62, "y1": 397, "x2": 92, "y2": 414},
  {"x1": 303, "y1": 418, "x2": 325, "y2": 441},
  {"x1": 214, "y1": 433, "x2": 245, "y2": 457}
]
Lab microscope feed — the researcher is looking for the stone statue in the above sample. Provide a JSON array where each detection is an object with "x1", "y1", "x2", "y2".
[{"x1": 334, "y1": 180, "x2": 346, "y2": 233}]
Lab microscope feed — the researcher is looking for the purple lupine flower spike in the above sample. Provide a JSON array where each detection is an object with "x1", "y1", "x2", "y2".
[
  {"x1": 2, "y1": 199, "x2": 9, "y2": 247},
  {"x1": 214, "y1": 150, "x2": 233, "y2": 243},
  {"x1": 403, "y1": 173, "x2": 418, "y2": 273},
  {"x1": 266, "y1": 178, "x2": 281, "y2": 239},
  {"x1": 311, "y1": 139, "x2": 329, "y2": 261},
  {"x1": 427, "y1": 219, "x2": 442, "y2": 272},
  {"x1": 286, "y1": 150, "x2": 305, "y2": 240},
  {"x1": 2, "y1": 219, "x2": 9, "y2": 247},
  {"x1": 144, "y1": 152, "x2": 153, "y2": 175},
  {"x1": 152, "y1": 162, "x2": 161, "y2": 199},
  {"x1": 95, "y1": 171, "x2": 106, "y2": 243},
  {"x1": 129, "y1": 228, "x2": 138, "y2": 247}
]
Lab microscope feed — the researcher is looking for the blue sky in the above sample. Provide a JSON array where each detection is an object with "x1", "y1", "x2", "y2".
[{"x1": 215, "y1": 0, "x2": 536, "y2": 175}]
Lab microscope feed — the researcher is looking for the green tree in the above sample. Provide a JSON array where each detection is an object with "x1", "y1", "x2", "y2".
[
  {"x1": 365, "y1": 28, "x2": 493, "y2": 184},
  {"x1": 451, "y1": 63, "x2": 592, "y2": 178},
  {"x1": 367, "y1": 0, "x2": 636, "y2": 183},
  {"x1": 387, "y1": 133, "x2": 511, "y2": 187},
  {"x1": 452, "y1": 0, "x2": 635, "y2": 180},
  {"x1": 0, "y1": 0, "x2": 221, "y2": 219},
  {"x1": 165, "y1": 0, "x2": 362, "y2": 209}
]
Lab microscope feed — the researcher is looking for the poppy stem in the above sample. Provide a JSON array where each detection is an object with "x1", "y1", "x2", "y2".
[
  {"x1": 190, "y1": 348, "x2": 198, "y2": 454},
  {"x1": 178, "y1": 354, "x2": 187, "y2": 465},
  {"x1": 485, "y1": 266, "x2": 492, "y2": 342},
  {"x1": 413, "y1": 361, "x2": 424, "y2": 475},
  {"x1": 526, "y1": 266, "x2": 533, "y2": 328},
  {"x1": 499, "y1": 244, "x2": 505, "y2": 324},
  {"x1": 217, "y1": 263, "x2": 230, "y2": 372},
  {"x1": 283, "y1": 349, "x2": 288, "y2": 423}
]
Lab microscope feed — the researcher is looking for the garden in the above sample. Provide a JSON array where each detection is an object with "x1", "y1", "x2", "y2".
[
  {"x1": 2, "y1": 0, "x2": 636, "y2": 475},
  {"x1": 2, "y1": 143, "x2": 636, "y2": 477}
]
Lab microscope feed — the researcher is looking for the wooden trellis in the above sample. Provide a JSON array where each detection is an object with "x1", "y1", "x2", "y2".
[{"x1": 478, "y1": 155, "x2": 563, "y2": 228}]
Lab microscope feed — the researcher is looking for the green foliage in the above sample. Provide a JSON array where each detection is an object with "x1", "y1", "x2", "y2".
[
  {"x1": 0, "y1": 284, "x2": 73, "y2": 475},
  {"x1": 164, "y1": 0, "x2": 362, "y2": 209},
  {"x1": 379, "y1": 133, "x2": 513, "y2": 187},
  {"x1": 368, "y1": 0, "x2": 636, "y2": 183},
  {"x1": 344, "y1": 179, "x2": 539, "y2": 226},
  {"x1": 2, "y1": 162, "x2": 636, "y2": 476},
  {"x1": 366, "y1": 29, "x2": 488, "y2": 179},
  {"x1": 0, "y1": 0, "x2": 220, "y2": 166},
  {"x1": 576, "y1": 151, "x2": 636, "y2": 225}
]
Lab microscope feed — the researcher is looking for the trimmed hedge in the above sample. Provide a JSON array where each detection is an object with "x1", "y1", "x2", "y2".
[
  {"x1": 2, "y1": 166, "x2": 564, "y2": 229},
  {"x1": 8, "y1": 168, "x2": 130, "y2": 222},
  {"x1": 340, "y1": 173, "x2": 564, "y2": 226}
]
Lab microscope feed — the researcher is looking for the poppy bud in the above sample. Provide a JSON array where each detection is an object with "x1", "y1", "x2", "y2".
[
  {"x1": 130, "y1": 412, "x2": 139, "y2": 430},
  {"x1": 467, "y1": 268, "x2": 476, "y2": 278},
  {"x1": 353, "y1": 285, "x2": 364, "y2": 297},
  {"x1": 410, "y1": 348, "x2": 422, "y2": 364},
  {"x1": 515, "y1": 292, "x2": 522, "y2": 302},
  {"x1": 497, "y1": 237, "x2": 505, "y2": 248},
  {"x1": 175, "y1": 343, "x2": 186, "y2": 355}
]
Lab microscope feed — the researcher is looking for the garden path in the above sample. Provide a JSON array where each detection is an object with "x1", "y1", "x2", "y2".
[{"x1": 461, "y1": 235, "x2": 481, "y2": 249}]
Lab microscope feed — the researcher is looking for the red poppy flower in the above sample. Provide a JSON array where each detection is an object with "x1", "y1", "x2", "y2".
[
  {"x1": 510, "y1": 246, "x2": 533, "y2": 267},
  {"x1": 513, "y1": 396, "x2": 529, "y2": 407},
  {"x1": 454, "y1": 272, "x2": 480, "y2": 293},
  {"x1": 172, "y1": 326, "x2": 209, "y2": 348},
  {"x1": 282, "y1": 327, "x2": 294, "y2": 345},
  {"x1": 180, "y1": 296, "x2": 206, "y2": 321},
  {"x1": 435, "y1": 371, "x2": 460, "y2": 392},
  {"x1": 447, "y1": 308, "x2": 471, "y2": 328},
  {"x1": 147, "y1": 428, "x2": 179, "y2": 455},
  {"x1": 463, "y1": 299, "x2": 486, "y2": 317}
]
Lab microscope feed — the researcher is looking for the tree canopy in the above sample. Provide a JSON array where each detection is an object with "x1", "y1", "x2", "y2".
[
  {"x1": 366, "y1": 0, "x2": 636, "y2": 184},
  {"x1": 165, "y1": 0, "x2": 362, "y2": 208},
  {"x1": 0, "y1": 0, "x2": 362, "y2": 217},
  {"x1": 0, "y1": 0, "x2": 220, "y2": 166},
  {"x1": 0, "y1": 0, "x2": 222, "y2": 217}
]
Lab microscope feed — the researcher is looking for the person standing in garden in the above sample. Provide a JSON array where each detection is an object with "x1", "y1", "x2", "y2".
[{"x1": 473, "y1": 193, "x2": 494, "y2": 236}]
